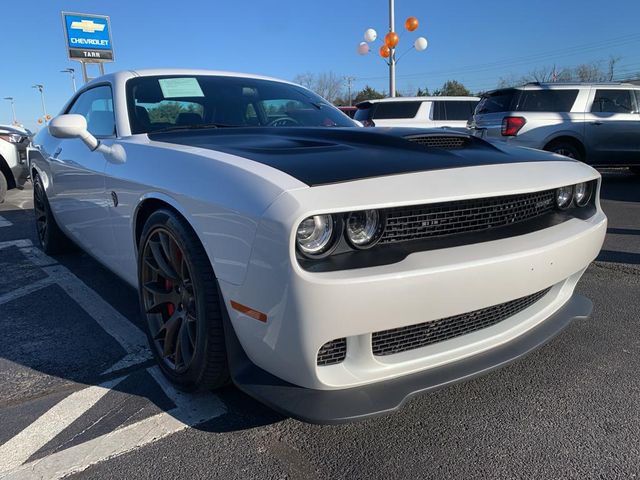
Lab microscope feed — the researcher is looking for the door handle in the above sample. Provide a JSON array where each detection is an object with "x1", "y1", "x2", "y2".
[{"x1": 590, "y1": 121, "x2": 603, "y2": 126}]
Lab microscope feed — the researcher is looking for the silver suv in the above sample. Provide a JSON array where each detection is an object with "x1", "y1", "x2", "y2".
[{"x1": 468, "y1": 82, "x2": 640, "y2": 173}]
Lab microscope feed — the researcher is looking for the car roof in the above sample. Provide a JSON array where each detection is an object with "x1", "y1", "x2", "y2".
[
  {"x1": 85, "y1": 68, "x2": 299, "y2": 89},
  {"x1": 483, "y1": 82, "x2": 640, "y2": 95},
  {"x1": 364, "y1": 96, "x2": 480, "y2": 103},
  {"x1": 0, "y1": 124, "x2": 30, "y2": 135}
]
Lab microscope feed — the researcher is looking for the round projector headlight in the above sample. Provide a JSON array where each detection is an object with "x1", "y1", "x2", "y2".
[
  {"x1": 296, "y1": 214, "x2": 335, "y2": 256},
  {"x1": 555, "y1": 185, "x2": 573, "y2": 210},
  {"x1": 346, "y1": 209, "x2": 381, "y2": 248},
  {"x1": 574, "y1": 182, "x2": 592, "y2": 207}
]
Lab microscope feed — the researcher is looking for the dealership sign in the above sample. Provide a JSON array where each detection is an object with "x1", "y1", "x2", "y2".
[{"x1": 62, "y1": 12, "x2": 114, "y2": 62}]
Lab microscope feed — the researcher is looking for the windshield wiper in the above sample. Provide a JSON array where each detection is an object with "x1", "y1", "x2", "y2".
[{"x1": 153, "y1": 122, "x2": 241, "y2": 133}]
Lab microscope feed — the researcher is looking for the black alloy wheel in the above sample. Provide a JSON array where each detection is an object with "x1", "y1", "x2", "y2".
[
  {"x1": 33, "y1": 174, "x2": 69, "y2": 254},
  {"x1": 141, "y1": 227, "x2": 198, "y2": 373},
  {"x1": 546, "y1": 142, "x2": 583, "y2": 162},
  {"x1": 33, "y1": 179, "x2": 48, "y2": 245},
  {"x1": 138, "y1": 210, "x2": 229, "y2": 391}
]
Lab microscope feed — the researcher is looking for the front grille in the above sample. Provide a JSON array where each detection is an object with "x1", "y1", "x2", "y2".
[
  {"x1": 380, "y1": 189, "x2": 556, "y2": 244},
  {"x1": 372, "y1": 288, "x2": 551, "y2": 357},
  {"x1": 317, "y1": 338, "x2": 347, "y2": 366},
  {"x1": 406, "y1": 135, "x2": 470, "y2": 149}
]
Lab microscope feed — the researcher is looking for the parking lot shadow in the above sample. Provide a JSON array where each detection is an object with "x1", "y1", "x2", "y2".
[{"x1": 599, "y1": 170, "x2": 640, "y2": 203}]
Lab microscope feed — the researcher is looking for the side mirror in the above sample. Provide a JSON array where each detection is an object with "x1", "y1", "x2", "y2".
[{"x1": 49, "y1": 114, "x2": 99, "y2": 150}]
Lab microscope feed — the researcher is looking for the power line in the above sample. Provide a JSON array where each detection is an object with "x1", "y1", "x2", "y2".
[{"x1": 356, "y1": 33, "x2": 640, "y2": 82}]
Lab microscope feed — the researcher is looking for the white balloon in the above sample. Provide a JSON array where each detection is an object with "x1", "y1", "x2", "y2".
[
  {"x1": 364, "y1": 28, "x2": 377, "y2": 43},
  {"x1": 357, "y1": 42, "x2": 370, "y2": 55},
  {"x1": 414, "y1": 37, "x2": 428, "y2": 51}
]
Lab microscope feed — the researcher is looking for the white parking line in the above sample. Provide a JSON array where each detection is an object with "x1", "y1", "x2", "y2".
[
  {"x1": 0, "y1": 239, "x2": 227, "y2": 478},
  {"x1": 0, "y1": 377, "x2": 127, "y2": 475},
  {"x1": 0, "y1": 216, "x2": 12, "y2": 227},
  {"x1": 0, "y1": 368, "x2": 226, "y2": 480},
  {"x1": 0, "y1": 240, "x2": 152, "y2": 373}
]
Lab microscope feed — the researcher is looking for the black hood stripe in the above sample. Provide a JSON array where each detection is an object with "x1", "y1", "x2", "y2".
[{"x1": 149, "y1": 127, "x2": 568, "y2": 186}]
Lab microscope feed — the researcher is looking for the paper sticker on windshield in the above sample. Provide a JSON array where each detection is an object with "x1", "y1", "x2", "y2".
[{"x1": 158, "y1": 78, "x2": 204, "y2": 98}]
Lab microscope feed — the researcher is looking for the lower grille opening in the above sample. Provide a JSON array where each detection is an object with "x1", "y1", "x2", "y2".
[
  {"x1": 317, "y1": 338, "x2": 347, "y2": 366},
  {"x1": 372, "y1": 288, "x2": 552, "y2": 357}
]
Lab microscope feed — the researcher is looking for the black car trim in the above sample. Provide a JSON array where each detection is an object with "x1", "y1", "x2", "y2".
[{"x1": 298, "y1": 206, "x2": 596, "y2": 272}]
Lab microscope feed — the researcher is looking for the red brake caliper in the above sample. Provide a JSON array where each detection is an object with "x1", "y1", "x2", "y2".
[{"x1": 165, "y1": 278, "x2": 175, "y2": 316}]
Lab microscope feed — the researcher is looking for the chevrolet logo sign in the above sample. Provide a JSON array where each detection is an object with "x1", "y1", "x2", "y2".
[{"x1": 70, "y1": 19, "x2": 105, "y2": 33}]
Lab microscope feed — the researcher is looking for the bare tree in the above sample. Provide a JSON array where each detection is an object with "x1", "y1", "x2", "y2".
[
  {"x1": 607, "y1": 55, "x2": 621, "y2": 81},
  {"x1": 292, "y1": 72, "x2": 344, "y2": 103}
]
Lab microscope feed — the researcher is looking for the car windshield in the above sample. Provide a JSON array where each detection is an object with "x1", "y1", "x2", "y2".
[{"x1": 126, "y1": 75, "x2": 355, "y2": 134}]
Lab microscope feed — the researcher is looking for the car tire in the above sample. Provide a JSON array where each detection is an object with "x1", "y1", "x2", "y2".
[
  {"x1": 33, "y1": 174, "x2": 71, "y2": 254},
  {"x1": 545, "y1": 142, "x2": 583, "y2": 162},
  {"x1": 138, "y1": 209, "x2": 229, "y2": 392},
  {"x1": 0, "y1": 172, "x2": 7, "y2": 203}
]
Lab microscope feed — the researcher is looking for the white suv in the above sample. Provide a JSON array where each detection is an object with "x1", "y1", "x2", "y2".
[
  {"x1": 0, "y1": 125, "x2": 31, "y2": 202},
  {"x1": 468, "y1": 82, "x2": 640, "y2": 172},
  {"x1": 355, "y1": 96, "x2": 480, "y2": 130}
]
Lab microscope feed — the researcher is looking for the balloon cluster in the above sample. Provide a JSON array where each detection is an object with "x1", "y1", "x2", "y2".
[{"x1": 357, "y1": 16, "x2": 428, "y2": 59}]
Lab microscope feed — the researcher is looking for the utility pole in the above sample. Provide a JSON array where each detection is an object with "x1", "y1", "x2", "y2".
[
  {"x1": 31, "y1": 84, "x2": 48, "y2": 124},
  {"x1": 61, "y1": 68, "x2": 77, "y2": 92},
  {"x1": 389, "y1": 0, "x2": 396, "y2": 97},
  {"x1": 3, "y1": 97, "x2": 17, "y2": 125},
  {"x1": 344, "y1": 76, "x2": 356, "y2": 106}
]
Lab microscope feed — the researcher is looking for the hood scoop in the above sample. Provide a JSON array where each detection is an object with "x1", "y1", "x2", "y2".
[{"x1": 405, "y1": 134, "x2": 471, "y2": 149}]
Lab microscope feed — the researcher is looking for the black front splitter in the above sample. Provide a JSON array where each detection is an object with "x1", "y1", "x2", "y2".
[{"x1": 224, "y1": 293, "x2": 592, "y2": 425}]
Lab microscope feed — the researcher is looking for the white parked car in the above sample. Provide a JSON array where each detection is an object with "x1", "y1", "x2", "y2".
[
  {"x1": 29, "y1": 69, "x2": 606, "y2": 423},
  {"x1": 0, "y1": 125, "x2": 31, "y2": 202},
  {"x1": 355, "y1": 96, "x2": 480, "y2": 130}
]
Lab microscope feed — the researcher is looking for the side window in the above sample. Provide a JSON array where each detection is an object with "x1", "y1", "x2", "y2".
[
  {"x1": 517, "y1": 90, "x2": 578, "y2": 112},
  {"x1": 445, "y1": 101, "x2": 475, "y2": 120},
  {"x1": 431, "y1": 102, "x2": 444, "y2": 120},
  {"x1": 591, "y1": 89, "x2": 635, "y2": 114},
  {"x1": 372, "y1": 102, "x2": 421, "y2": 119},
  {"x1": 68, "y1": 86, "x2": 115, "y2": 137}
]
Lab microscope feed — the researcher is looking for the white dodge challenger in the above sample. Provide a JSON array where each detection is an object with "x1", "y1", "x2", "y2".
[{"x1": 29, "y1": 69, "x2": 607, "y2": 423}]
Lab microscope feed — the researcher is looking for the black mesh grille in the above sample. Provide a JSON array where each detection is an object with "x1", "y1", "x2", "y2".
[
  {"x1": 372, "y1": 288, "x2": 551, "y2": 357},
  {"x1": 380, "y1": 190, "x2": 556, "y2": 244},
  {"x1": 406, "y1": 135, "x2": 470, "y2": 149},
  {"x1": 317, "y1": 338, "x2": 347, "y2": 366}
]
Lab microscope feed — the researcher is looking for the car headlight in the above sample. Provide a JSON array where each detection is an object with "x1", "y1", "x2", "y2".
[
  {"x1": 296, "y1": 214, "x2": 336, "y2": 256},
  {"x1": 574, "y1": 182, "x2": 592, "y2": 207},
  {"x1": 346, "y1": 209, "x2": 382, "y2": 248},
  {"x1": 555, "y1": 185, "x2": 573, "y2": 209}
]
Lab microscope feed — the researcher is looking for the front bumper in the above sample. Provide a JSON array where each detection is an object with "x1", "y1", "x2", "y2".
[{"x1": 226, "y1": 293, "x2": 592, "y2": 424}]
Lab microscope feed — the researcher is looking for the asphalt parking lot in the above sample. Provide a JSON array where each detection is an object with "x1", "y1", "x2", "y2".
[{"x1": 0, "y1": 171, "x2": 638, "y2": 479}]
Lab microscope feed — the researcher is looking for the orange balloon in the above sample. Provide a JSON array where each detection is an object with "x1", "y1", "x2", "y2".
[
  {"x1": 384, "y1": 31, "x2": 399, "y2": 48},
  {"x1": 379, "y1": 45, "x2": 391, "y2": 58},
  {"x1": 405, "y1": 16, "x2": 419, "y2": 32}
]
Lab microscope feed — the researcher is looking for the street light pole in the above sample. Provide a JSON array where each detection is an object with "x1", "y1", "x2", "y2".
[
  {"x1": 345, "y1": 76, "x2": 355, "y2": 106},
  {"x1": 3, "y1": 97, "x2": 17, "y2": 125},
  {"x1": 61, "y1": 68, "x2": 77, "y2": 93},
  {"x1": 389, "y1": 0, "x2": 396, "y2": 97},
  {"x1": 31, "y1": 84, "x2": 48, "y2": 124}
]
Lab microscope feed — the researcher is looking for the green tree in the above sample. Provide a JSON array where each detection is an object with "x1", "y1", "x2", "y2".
[
  {"x1": 353, "y1": 85, "x2": 385, "y2": 103},
  {"x1": 433, "y1": 80, "x2": 471, "y2": 96},
  {"x1": 416, "y1": 87, "x2": 431, "y2": 96}
]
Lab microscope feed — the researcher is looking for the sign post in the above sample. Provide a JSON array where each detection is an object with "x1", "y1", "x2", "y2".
[{"x1": 61, "y1": 12, "x2": 114, "y2": 83}]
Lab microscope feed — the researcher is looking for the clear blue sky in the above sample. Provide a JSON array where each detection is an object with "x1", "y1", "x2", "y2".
[{"x1": 2, "y1": 0, "x2": 640, "y2": 130}]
